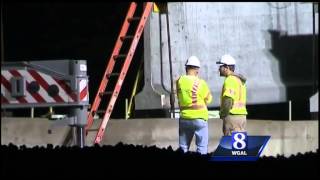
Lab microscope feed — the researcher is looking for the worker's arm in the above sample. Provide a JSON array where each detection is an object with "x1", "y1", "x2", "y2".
[
  {"x1": 204, "y1": 91, "x2": 212, "y2": 105},
  {"x1": 175, "y1": 78, "x2": 181, "y2": 106},
  {"x1": 175, "y1": 78, "x2": 180, "y2": 96},
  {"x1": 175, "y1": 77, "x2": 181, "y2": 94},
  {"x1": 219, "y1": 96, "x2": 233, "y2": 119},
  {"x1": 203, "y1": 80, "x2": 213, "y2": 105}
]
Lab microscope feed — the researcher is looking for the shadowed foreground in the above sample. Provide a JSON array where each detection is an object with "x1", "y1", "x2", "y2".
[{"x1": 1, "y1": 143, "x2": 318, "y2": 178}]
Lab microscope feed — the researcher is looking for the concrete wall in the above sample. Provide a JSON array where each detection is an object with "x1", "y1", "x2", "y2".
[
  {"x1": 136, "y1": 2, "x2": 318, "y2": 110},
  {"x1": 310, "y1": 92, "x2": 319, "y2": 112},
  {"x1": 2, "y1": 117, "x2": 318, "y2": 157},
  {"x1": 1, "y1": 118, "x2": 70, "y2": 146}
]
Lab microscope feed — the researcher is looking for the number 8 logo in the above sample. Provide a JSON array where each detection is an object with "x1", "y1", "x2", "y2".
[{"x1": 232, "y1": 132, "x2": 247, "y2": 150}]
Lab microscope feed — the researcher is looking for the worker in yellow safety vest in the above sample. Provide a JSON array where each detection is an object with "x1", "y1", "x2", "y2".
[
  {"x1": 216, "y1": 54, "x2": 248, "y2": 136},
  {"x1": 176, "y1": 55, "x2": 212, "y2": 154}
]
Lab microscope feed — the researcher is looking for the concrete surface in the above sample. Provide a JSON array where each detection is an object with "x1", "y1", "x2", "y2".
[
  {"x1": 1, "y1": 117, "x2": 318, "y2": 157},
  {"x1": 136, "y1": 2, "x2": 318, "y2": 110},
  {"x1": 310, "y1": 92, "x2": 318, "y2": 112}
]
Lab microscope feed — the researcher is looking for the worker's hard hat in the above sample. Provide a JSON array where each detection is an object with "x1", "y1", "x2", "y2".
[
  {"x1": 216, "y1": 54, "x2": 236, "y2": 65},
  {"x1": 185, "y1": 56, "x2": 201, "y2": 68}
]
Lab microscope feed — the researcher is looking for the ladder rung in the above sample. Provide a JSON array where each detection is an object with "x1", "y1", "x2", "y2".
[
  {"x1": 87, "y1": 128, "x2": 99, "y2": 132},
  {"x1": 107, "y1": 73, "x2": 120, "y2": 78},
  {"x1": 120, "y1": 35, "x2": 134, "y2": 41},
  {"x1": 96, "y1": 110, "x2": 106, "y2": 114},
  {"x1": 99, "y1": 91, "x2": 113, "y2": 97},
  {"x1": 113, "y1": 54, "x2": 127, "y2": 59},
  {"x1": 128, "y1": 16, "x2": 140, "y2": 22}
]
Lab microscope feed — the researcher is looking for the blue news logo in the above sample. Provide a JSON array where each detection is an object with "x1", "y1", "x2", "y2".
[
  {"x1": 231, "y1": 132, "x2": 247, "y2": 155},
  {"x1": 210, "y1": 132, "x2": 270, "y2": 161}
]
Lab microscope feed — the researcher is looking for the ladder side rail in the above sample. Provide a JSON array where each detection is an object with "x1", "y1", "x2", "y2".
[
  {"x1": 86, "y1": 2, "x2": 137, "y2": 131},
  {"x1": 94, "y1": 2, "x2": 154, "y2": 144}
]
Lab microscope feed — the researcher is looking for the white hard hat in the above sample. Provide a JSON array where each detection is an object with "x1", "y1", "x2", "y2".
[
  {"x1": 185, "y1": 56, "x2": 201, "y2": 68},
  {"x1": 216, "y1": 54, "x2": 236, "y2": 65}
]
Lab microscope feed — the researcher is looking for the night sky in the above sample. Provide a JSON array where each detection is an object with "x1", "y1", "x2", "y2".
[{"x1": 3, "y1": 2, "x2": 145, "y2": 117}]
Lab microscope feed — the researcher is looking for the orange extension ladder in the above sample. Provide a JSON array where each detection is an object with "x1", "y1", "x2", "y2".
[{"x1": 85, "y1": 2, "x2": 154, "y2": 144}]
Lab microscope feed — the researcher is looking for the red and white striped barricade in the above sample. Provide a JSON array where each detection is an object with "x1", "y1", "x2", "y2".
[{"x1": 1, "y1": 60, "x2": 89, "y2": 147}]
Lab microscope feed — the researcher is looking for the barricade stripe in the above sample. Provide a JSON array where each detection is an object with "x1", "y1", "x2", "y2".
[
  {"x1": 1, "y1": 74, "x2": 11, "y2": 91},
  {"x1": 14, "y1": 95, "x2": 28, "y2": 103},
  {"x1": 16, "y1": 70, "x2": 47, "y2": 103},
  {"x1": 53, "y1": 77, "x2": 77, "y2": 102},
  {"x1": 2, "y1": 71, "x2": 28, "y2": 103},
  {"x1": 37, "y1": 72, "x2": 68, "y2": 102},
  {"x1": 1, "y1": 94, "x2": 9, "y2": 104},
  {"x1": 26, "y1": 81, "x2": 47, "y2": 103},
  {"x1": 28, "y1": 69, "x2": 64, "y2": 103},
  {"x1": 1, "y1": 73, "x2": 18, "y2": 104},
  {"x1": 80, "y1": 85, "x2": 88, "y2": 101},
  {"x1": 1, "y1": 84, "x2": 6, "y2": 96},
  {"x1": 1, "y1": 84, "x2": 19, "y2": 104},
  {"x1": 19, "y1": 70, "x2": 55, "y2": 103},
  {"x1": 9, "y1": 70, "x2": 38, "y2": 103},
  {"x1": 13, "y1": 70, "x2": 46, "y2": 103}
]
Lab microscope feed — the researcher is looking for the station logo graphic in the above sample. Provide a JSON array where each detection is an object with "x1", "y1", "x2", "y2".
[{"x1": 211, "y1": 132, "x2": 270, "y2": 161}]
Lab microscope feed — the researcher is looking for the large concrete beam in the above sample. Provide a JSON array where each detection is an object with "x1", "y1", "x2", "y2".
[
  {"x1": 135, "y1": 12, "x2": 168, "y2": 110},
  {"x1": 136, "y1": 2, "x2": 317, "y2": 110}
]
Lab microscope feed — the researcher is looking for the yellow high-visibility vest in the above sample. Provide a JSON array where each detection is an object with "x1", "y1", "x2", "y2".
[
  {"x1": 176, "y1": 75, "x2": 212, "y2": 121},
  {"x1": 221, "y1": 75, "x2": 247, "y2": 115}
]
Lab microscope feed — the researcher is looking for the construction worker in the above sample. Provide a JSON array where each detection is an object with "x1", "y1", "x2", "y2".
[
  {"x1": 176, "y1": 55, "x2": 212, "y2": 154},
  {"x1": 216, "y1": 54, "x2": 248, "y2": 136}
]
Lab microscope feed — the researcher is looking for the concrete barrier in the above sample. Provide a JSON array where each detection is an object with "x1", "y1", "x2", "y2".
[{"x1": 1, "y1": 117, "x2": 318, "y2": 157}]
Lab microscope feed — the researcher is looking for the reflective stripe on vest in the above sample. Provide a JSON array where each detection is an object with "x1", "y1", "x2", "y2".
[
  {"x1": 233, "y1": 102, "x2": 245, "y2": 108},
  {"x1": 191, "y1": 79, "x2": 200, "y2": 105},
  {"x1": 180, "y1": 104, "x2": 206, "y2": 110}
]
